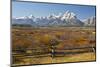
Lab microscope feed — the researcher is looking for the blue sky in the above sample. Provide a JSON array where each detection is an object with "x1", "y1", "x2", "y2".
[{"x1": 12, "y1": 1, "x2": 96, "y2": 20}]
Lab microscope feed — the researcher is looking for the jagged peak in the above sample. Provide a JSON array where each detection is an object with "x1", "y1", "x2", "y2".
[
  {"x1": 29, "y1": 14, "x2": 35, "y2": 18},
  {"x1": 62, "y1": 10, "x2": 77, "y2": 19}
]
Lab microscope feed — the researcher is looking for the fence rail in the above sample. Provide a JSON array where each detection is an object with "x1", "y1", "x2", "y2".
[
  {"x1": 12, "y1": 46, "x2": 96, "y2": 57},
  {"x1": 12, "y1": 46, "x2": 96, "y2": 66},
  {"x1": 12, "y1": 46, "x2": 96, "y2": 51}
]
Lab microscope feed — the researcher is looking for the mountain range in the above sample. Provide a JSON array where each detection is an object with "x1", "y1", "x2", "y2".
[{"x1": 12, "y1": 11, "x2": 96, "y2": 27}]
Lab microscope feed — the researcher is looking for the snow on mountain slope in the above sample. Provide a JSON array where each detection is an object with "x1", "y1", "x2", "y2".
[{"x1": 12, "y1": 11, "x2": 95, "y2": 27}]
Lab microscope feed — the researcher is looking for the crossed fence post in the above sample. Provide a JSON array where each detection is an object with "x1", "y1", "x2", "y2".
[
  {"x1": 50, "y1": 39, "x2": 59, "y2": 58},
  {"x1": 51, "y1": 45, "x2": 55, "y2": 58}
]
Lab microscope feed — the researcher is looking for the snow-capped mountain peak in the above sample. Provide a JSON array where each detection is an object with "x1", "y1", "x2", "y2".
[
  {"x1": 29, "y1": 14, "x2": 35, "y2": 19},
  {"x1": 61, "y1": 11, "x2": 77, "y2": 20},
  {"x1": 12, "y1": 11, "x2": 95, "y2": 27}
]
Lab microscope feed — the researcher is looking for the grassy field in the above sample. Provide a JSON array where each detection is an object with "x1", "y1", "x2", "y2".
[
  {"x1": 12, "y1": 52, "x2": 95, "y2": 66},
  {"x1": 12, "y1": 26, "x2": 96, "y2": 66}
]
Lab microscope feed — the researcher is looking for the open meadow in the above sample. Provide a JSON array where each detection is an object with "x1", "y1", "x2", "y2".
[{"x1": 12, "y1": 27, "x2": 96, "y2": 66}]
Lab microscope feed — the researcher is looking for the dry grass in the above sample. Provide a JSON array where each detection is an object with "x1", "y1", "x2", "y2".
[
  {"x1": 12, "y1": 27, "x2": 96, "y2": 65},
  {"x1": 12, "y1": 52, "x2": 95, "y2": 66},
  {"x1": 52, "y1": 52, "x2": 95, "y2": 63}
]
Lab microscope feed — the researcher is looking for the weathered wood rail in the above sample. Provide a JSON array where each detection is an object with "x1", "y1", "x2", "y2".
[
  {"x1": 12, "y1": 46, "x2": 96, "y2": 57},
  {"x1": 11, "y1": 46, "x2": 96, "y2": 67}
]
